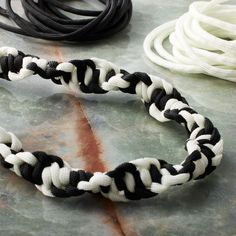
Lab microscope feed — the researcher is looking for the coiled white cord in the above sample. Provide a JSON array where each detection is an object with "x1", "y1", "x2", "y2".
[{"x1": 144, "y1": 0, "x2": 236, "y2": 82}]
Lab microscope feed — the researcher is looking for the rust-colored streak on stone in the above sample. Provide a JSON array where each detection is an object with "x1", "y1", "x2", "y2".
[
  {"x1": 52, "y1": 46, "x2": 64, "y2": 63},
  {"x1": 70, "y1": 96, "x2": 106, "y2": 172},
  {"x1": 101, "y1": 199, "x2": 138, "y2": 236},
  {"x1": 70, "y1": 95, "x2": 138, "y2": 236}
]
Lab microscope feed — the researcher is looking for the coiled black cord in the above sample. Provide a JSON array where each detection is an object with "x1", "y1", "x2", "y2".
[{"x1": 0, "y1": 0, "x2": 132, "y2": 42}]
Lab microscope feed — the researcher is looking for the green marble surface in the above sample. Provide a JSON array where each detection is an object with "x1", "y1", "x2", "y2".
[{"x1": 0, "y1": 0, "x2": 236, "y2": 235}]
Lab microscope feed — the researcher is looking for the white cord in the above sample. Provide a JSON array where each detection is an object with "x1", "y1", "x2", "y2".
[{"x1": 144, "y1": 0, "x2": 236, "y2": 82}]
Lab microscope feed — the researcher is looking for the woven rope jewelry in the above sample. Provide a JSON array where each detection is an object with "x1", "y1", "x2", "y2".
[
  {"x1": 144, "y1": 0, "x2": 236, "y2": 83},
  {"x1": 0, "y1": 46, "x2": 223, "y2": 202}
]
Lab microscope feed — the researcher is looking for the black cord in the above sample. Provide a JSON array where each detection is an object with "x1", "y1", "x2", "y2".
[{"x1": 0, "y1": 0, "x2": 132, "y2": 42}]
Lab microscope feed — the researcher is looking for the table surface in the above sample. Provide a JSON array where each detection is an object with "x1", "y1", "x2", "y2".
[{"x1": 0, "y1": 1, "x2": 235, "y2": 236}]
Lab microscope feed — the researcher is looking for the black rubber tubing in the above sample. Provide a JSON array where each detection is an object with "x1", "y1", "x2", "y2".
[{"x1": 0, "y1": 0, "x2": 133, "y2": 42}]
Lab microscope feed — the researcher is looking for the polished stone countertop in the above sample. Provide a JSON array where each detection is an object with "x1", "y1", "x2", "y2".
[{"x1": 0, "y1": 0, "x2": 235, "y2": 235}]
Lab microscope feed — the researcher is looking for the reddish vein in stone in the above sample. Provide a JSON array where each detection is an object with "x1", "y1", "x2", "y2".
[
  {"x1": 102, "y1": 200, "x2": 138, "y2": 236},
  {"x1": 70, "y1": 96, "x2": 106, "y2": 172},
  {"x1": 71, "y1": 96, "x2": 137, "y2": 236}
]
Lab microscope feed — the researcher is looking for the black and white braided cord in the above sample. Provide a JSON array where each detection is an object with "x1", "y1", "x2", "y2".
[{"x1": 0, "y1": 47, "x2": 223, "y2": 202}]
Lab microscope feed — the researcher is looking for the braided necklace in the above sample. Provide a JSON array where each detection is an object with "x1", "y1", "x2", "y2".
[
  {"x1": 0, "y1": 46, "x2": 223, "y2": 202},
  {"x1": 0, "y1": 0, "x2": 132, "y2": 41}
]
